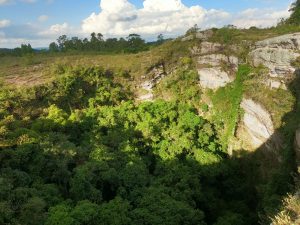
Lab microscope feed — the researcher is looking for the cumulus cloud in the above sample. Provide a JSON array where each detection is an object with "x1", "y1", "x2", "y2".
[
  {"x1": 0, "y1": 0, "x2": 294, "y2": 48},
  {"x1": 81, "y1": 0, "x2": 230, "y2": 36},
  {"x1": 232, "y1": 7, "x2": 291, "y2": 28},
  {"x1": 0, "y1": 19, "x2": 11, "y2": 28},
  {"x1": 39, "y1": 22, "x2": 72, "y2": 37},
  {"x1": 81, "y1": 0, "x2": 293, "y2": 37}
]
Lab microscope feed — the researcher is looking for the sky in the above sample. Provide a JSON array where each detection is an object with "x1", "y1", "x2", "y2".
[{"x1": 0, "y1": 0, "x2": 293, "y2": 48}]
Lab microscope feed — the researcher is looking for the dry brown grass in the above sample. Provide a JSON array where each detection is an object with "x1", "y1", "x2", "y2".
[{"x1": 271, "y1": 192, "x2": 300, "y2": 225}]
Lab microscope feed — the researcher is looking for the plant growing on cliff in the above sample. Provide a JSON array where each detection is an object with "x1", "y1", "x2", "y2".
[{"x1": 210, "y1": 65, "x2": 251, "y2": 149}]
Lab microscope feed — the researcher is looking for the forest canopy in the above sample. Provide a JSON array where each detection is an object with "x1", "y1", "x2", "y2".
[{"x1": 0, "y1": 65, "x2": 264, "y2": 225}]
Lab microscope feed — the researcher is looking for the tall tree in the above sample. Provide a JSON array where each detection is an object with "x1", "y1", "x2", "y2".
[
  {"x1": 49, "y1": 42, "x2": 59, "y2": 52},
  {"x1": 57, "y1": 35, "x2": 68, "y2": 51},
  {"x1": 287, "y1": 0, "x2": 300, "y2": 25}
]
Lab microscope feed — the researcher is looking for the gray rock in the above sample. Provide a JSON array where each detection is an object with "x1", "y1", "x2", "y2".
[
  {"x1": 141, "y1": 81, "x2": 154, "y2": 91},
  {"x1": 250, "y1": 33, "x2": 300, "y2": 79},
  {"x1": 190, "y1": 46, "x2": 201, "y2": 55},
  {"x1": 250, "y1": 47, "x2": 300, "y2": 77},
  {"x1": 197, "y1": 54, "x2": 238, "y2": 89},
  {"x1": 240, "y1": 99, "x2": 274, "y2": 148},
  {"x1": 138, "y1": 93, "x2": 154, "y2": 101},
  {"x1": 255, "y1": 32, "x2": 300, "y2": 50},
  {"x1": 198, "y1": 67, "x2": 231, "y2": 89},
  {"x1": 181, "y1": 35, "x2": 194, "y2": 42},
  {"x1": 138, "y1": 65, "x2": 166, "y2": 101},
  {"x1": 198, "y1": 54, "x2": 239, "y2": 69},
  {"x1": 263, "y1": 79, "x2": 284, "y2": 89},
  {"x1": 196, "y1": 30, "x2": 214, "y2": 41},
  {"x1": 199, "y1": 42, "x2": 223, "y2": 55}
]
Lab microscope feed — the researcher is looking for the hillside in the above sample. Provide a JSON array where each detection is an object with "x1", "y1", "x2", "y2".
[{"x1": 1, "y1": 23, "x2": 300, "y2": 225}]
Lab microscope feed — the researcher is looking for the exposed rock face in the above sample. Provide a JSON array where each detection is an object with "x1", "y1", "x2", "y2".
[
  {"x1": 240, "y1": 99, "x2": 274, "y2": 149},
  {"x1": 250, "y1": 48, "x2": 300, "y2": 77},
  {"x1": 250, "y1": 33, "x2": 300, "y2": 86},
  {"x1": 197, "y1": 54, "x2": 238, "y2": 89},
  {"x1": 255, "y1": 33, "x2": 300, "y2": 50},
  {"x1": 198, "y1": 68, "x2": 231, "y2": 89},
  {"x1": 265, "y1": 79, "x2": 287, "y2": 90},
  {"x1": 181, "y1": 29, "x2": 214, "y2": 42},
  {"x1": 181, "y1": 35, "x2": 194, "y2": 42},
  {"x1": 199, "y1": 42, "x2": 223, "y2": 55},
  {"x1": 190, "y1": 42, "x2": 223, "y2": 55},
  {"x1": 190, "y1": 46, "x2": 201, "y2": 55},
  {"x1": 196, "y1": 30, "x2": 214, "y2": 41},
  {"x1": 138, "y1": 65, "x2": 165, "y2": 101},
  {"x1": 198, "y1": 54, "x2": 238, "y2": 69}
]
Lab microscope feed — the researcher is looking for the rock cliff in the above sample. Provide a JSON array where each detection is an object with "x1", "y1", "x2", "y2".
[
  {"x1": 197, "y1": 54, "x2": 238, "y2": 89},
  {"x1": 240, "y1": 98, "x2": 274, "y2": 149},
  {"x1": 250, "y1": 33, "x2": 300, "y2": 89}
]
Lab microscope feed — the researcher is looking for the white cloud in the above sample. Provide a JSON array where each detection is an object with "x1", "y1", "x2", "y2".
[
  {"x1": 39, "y1": 22, "x2": 71, "y2": 37},
  {"x1": 38, "y1": 15, "x2": 49, "y2": 22},
  {"x1": 81, "y1": 0, "x2": 230, "y2": 37},
  {"x1": 0, "y1": 0, "x2": 13, "y2": 5},
  {"x1": 81, "y1": 0, "x2": 293, "y2": 37},
  {"x1": 0, "y1": 19, "x2": 11, "y2": 28},
  {"x1": 0, "y1": 0, "x2": 294, "y2": 48},
  {"x1": 232, "y1": 7, "x2": 291, "y2": 28}
]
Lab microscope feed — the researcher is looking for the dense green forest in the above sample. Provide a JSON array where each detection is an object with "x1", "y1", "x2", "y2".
[
  {"x1": 0, "y1": 65, "x2": 293, "y2": 225},
  {"x1": 1, "y1": 2, "x2": 300, "y2": 224}
]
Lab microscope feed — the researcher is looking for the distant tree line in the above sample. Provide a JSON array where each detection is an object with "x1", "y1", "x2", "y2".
[
  {"x1": 0, "y1": 44, "x2": 35, "y2": 57},
  {"x1": 49, "y1": 33, "x2": 165, "y2": 54},
  {"x1": 0, "y1": 33, "x2": 166, "y2": 57}
]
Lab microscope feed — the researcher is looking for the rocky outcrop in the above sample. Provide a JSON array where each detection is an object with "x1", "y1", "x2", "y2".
[
  {"x1": 198, "y1": 54, "x2": 238, "y2": 69},
  {"x1": 199, "y1": 42, "x2": 223, "y2": 55},
  {"x1": 250, "y1": 33, "x2": 300, "y2": 88},
  {"x1": 255, "y1": 33, "x2": 300, "y2": 50},
  {"x1": 240, "y1": 99, "x2": 274, "y2": 149},
  {"x1": 196, "y1": 30, "x2": 214, "y2": 41},
  {"x1": 181, "y1": 35, "x2": 194, "y2": 42},
  {"x1": 197, "y1": 54, "x2": 238, "y2": 89},
  {"x1": 190, "y1": 42, "x2": 223, "y2": 55},
  {"x1": 198, "y1": 68, "x2": 231, "y2": 89},
  {"x1": 138, "y1": 65, "x2": 165, "y2": 101},
  {"x1": 265, "y1": 78, "x2": 287, "y2": 90},
  {"x1": 250, "y1": 48, "x2": 300, "y2": 77},
  {"x1": 182, "y1": 29, "x2": 214, "y2": 42}
]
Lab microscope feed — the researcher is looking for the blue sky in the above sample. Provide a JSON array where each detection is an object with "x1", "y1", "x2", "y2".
[{"x1": 0, "y1": 0, "x2": 293, "y2": 48}]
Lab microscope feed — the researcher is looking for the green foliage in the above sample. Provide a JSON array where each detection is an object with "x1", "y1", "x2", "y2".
[
  {"x1": 210, "y1": 65, "x2": 251, "y2": 149},
  {"x1": 155, "y1": 68, "x2": 202, "y2": 107},
  {"x1": 49, "y1": 33, "x2": 154, "y2": 54},
  {"x1": 211, "y1": 27, "x2": 239, "y2": 45},
  {"x1": 46, "y1": 204, "x2": 76, "y2": 225},
  {"x1": 0, "y1": 64, "x2": 293, "y2": 225},
  {"x1": 286, "y1": 0, "x2": 300, "y2": 25}
]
